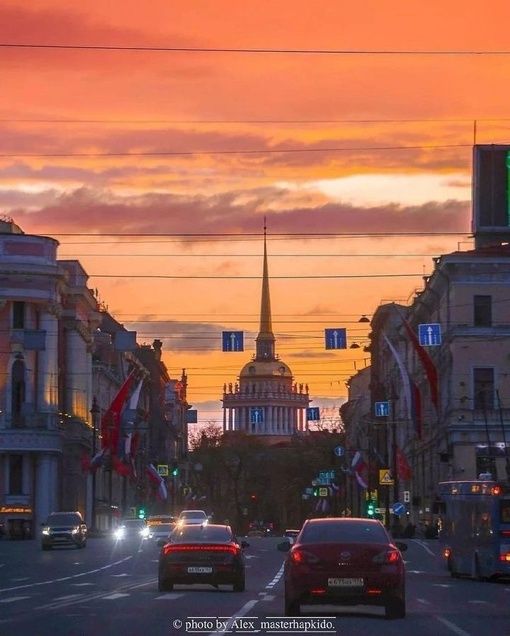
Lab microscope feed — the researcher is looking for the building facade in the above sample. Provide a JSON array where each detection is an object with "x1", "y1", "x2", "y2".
[
  {"x1": 0, "y1": 218, "x2": 191, "y2": 537},
  {"x1": 342, "y1": 244, "x2": 510, "y2": 526}
]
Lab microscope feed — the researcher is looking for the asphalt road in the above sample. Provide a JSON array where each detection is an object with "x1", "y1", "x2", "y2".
[{"x1": 0, "y1": 535, "x2": 509, "y2": 636}]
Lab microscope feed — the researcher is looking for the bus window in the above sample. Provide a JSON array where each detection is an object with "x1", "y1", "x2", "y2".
[{"x1": 501, "y1": 501, "x2": 510, "y2": 524}]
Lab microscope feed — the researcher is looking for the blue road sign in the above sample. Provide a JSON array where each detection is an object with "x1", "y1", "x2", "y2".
[
  {"x1": 418, "y1": 323, "x2": 441, "y2": 346},
  {"x1": 222, "y1": 331, "x2": 244, "y2": 351},
  {"x1": 307, "y1": 407, "x2": 320, "y2": 421},
  {"x1": 250, "y1": 407, "x2": 264, "y2": 424},
  {"x1": 392, "y1": 502, "x2": 405, "y2": 516},
  {"x1": 324, "y1": 328, "x2": 347, "y2": 350},
  {"x1": 374, "y1": 401, "x2": 390, "y2": 417},
  {"x1": 334, "y1": 445, "x2": 345, "y2": 457}
]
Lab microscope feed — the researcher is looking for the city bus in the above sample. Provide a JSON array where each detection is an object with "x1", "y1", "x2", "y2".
[{"x1": 437, "y1": 479, "x2": 510, "y2": 580}]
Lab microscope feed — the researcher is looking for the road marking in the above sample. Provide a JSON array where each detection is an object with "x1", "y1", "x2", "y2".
[
  {"x1": 435, "y1": 616, "x2": 471, "y2": 636},
  {"x1": 71, "y1": 583, "x2": 94, "y2": 587},
  {"x1": 156, "y1": 593, "x2": 185, "y2": 600},
  {"x1": 260, "y1": 594, "x2": 275, "y2": 601},
  {"x1": 417, "y1": 598, "x2": 431, "y2": 604},
  {"x1": 0, "y1": 596, "x2": 31, "y2": 604},
  {"x1": 103, "y1": 593, "x2": 129, "y2": 600},
  {"x1": 53, "y1": 594, "x2": 83, "y2": 601},
  {"x1": 265, "y1": 563, "x2": 284, "y2": 589},
  {"x1": 111, "y1": 573, "x2": 129, "y2": 577},
  {"x1": 432, "y1": 584, "x2": 452, "y2": 588},
  {"x1": 467, "y1": 600, "x2": 488, "y2": 604},
  {"x1": 0, "y1": 556, "x2": 133, "y2": 594}
]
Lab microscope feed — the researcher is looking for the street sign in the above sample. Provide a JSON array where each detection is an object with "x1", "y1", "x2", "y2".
[
  {"x1": 418, "y1": 323, "x2": 441, "y2": 346},
  {"x1": 319, "y1": 487, "x2": 329, "y2": 497},
  {"x1": 403, "y1": 490, "x2": 411, "y2": 503},
  {"x1": 374, "y1": 401, "x2": 390, "y2": 417},
  {"x1": 324, "y1": 328, "x2": 347, "y2": 350},
  {"x1": 157, "y1": 464, "x2": 169, "y2": 476},
  {"x1": 317, "y1": 470, "x2": 335, "y2": 485},
  {"x1": 307, "y1": 407, "x2": 320, "y2": 421},
  {"x1": 222, "y1": 331, "x2": 244, "y2": 351},
  {"x1": 392, "y1": 502, "x2": 405, "y2": 516},
  {"x1": 250, "y1": 407, "x2": 264, "y2": 424},
  {"x1": 334, "y1": 445, "x2": 345, "y2": 457},
  {"x1": 379, "y1": 469, "x2": 394, "y2": 485}
]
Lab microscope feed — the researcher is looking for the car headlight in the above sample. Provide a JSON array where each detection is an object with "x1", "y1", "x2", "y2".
[
  {"x1": 114, "y1": 528, "x2": 125, "y2": 539},
  {"x1": 141, "y1": 527, "x2": 150, "y2": 538},
  {"x1": 42, "y1": 527, "x2": 50, "y2": 535},
  {"x1": 71, "y1": 527, "x2": 80, "y2": 534}
]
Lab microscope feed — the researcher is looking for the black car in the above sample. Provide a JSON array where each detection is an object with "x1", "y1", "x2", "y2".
[
  {"x1": 158, "y1": 524, "x2": 249, "y2": 592},
  {"x1": 41, "y1": 511, "x2": 87, "y2": 550}
]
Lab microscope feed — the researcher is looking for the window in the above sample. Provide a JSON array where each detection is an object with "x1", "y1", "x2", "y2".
[
  {"x1": 9, "y1": 454, "x2": 23, "y2": 495},
  {"x1": 11, "y1": 359, "x2": 26, "y2": 427},
  {"x1": 473, "y1": 368, "x2": 495, "y2": 410},
  {"x1": 12, "y1": 301, "x2": 25, "y2": 329},
  {"x1": 474, "y1": 295, "x2": 492, "y2": 327}
]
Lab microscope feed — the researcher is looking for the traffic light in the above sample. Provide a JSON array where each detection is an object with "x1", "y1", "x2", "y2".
[
  {"x1": 313, "y1": 487, "x2": 319, "y2": 497},
  {"x1": 171, "y1": 464, "x2": 179, "y2": 477},
  {"x1": 366, "y1": 501, "x2": 375, "y2": 517},
  {"x1": 138, "y1": 507, "x2": 146, "y2": 519}
]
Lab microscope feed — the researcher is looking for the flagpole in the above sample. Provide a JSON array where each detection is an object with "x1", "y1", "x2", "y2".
[{"x1": 90, "y1": 397, "x2": 100, "y2": 534}]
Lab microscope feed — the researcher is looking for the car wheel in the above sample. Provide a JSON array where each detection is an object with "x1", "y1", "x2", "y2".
[
  {"x1": 158, "y1": 575, "x2": 174, "y2": 592},
  {"x1": 233, "y1": 575, "x2": 245, "y2": 592},
  {"x1": 284, "y1": 594, "x2": 300, "y2": 616},
  {"x1": 385, "y1": 595, "x2": 406, "y2": 619}
]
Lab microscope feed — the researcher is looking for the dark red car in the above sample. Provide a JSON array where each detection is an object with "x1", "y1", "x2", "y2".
[
  {"x1": 278, "y1": 517, "x2": 407, "y2": 619},
  {"x1": 158, "y1": 524, "x2": 249, "y2": 592}
]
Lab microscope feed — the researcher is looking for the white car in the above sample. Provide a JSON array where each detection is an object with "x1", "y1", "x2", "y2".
[{"x1": 176, "y1": 509, "x2": 208, "y2": 526}]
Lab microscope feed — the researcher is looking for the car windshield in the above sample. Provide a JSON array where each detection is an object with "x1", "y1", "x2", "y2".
[
  {"x1": 47, "y1": 514, "x2": 81, "y2": 525},
  {"x1": 170, "y1": 526, "x2": 232, "y2": 544},
  {"x1": 300, "y1": 520, "x2": 389, "y2": 543},
  {"x1": 179, "y1": 511, "x2": 207, "y2": 520}
]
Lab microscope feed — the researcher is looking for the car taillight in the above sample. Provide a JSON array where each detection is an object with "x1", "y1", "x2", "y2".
[
  {"x1": 501, "y1": 530, "x2": 510, "y2": 538},
  {"x1": 499, "y1": 551, "x2": 510, "y2": 562},
  {"x1": 442, "y1": 548, "x2": 451, "y2": 558},
  {"x1": 290, "y1": 549, "x2": 319, "y2": 565},
  {"x1": 373, "y1": 549, "x2": 401, "y2": 564},
  {"x1": 163, "y1": 544, "x2": 238, "y2": 556}
]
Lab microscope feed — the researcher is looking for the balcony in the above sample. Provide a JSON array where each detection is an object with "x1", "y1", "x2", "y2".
[{"x1": 0, "y1": 427, "x2": 63, "y2": 453}]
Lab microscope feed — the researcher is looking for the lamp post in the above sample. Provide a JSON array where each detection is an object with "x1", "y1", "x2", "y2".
[{"x1": 90, "y1": 397, "x2": 100, "y2": 533}]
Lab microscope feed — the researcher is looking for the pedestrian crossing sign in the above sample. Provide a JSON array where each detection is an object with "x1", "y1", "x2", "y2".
[{"x1": 379, "y1": 469, "x2": 394, "y2": 485}]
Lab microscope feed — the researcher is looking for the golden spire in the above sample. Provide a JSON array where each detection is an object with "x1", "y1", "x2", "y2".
[{"x1": 256, "y1": 219, "x2": 275, "y2": 360}]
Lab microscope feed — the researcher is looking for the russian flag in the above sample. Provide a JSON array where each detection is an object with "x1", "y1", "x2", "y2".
[{"x1": 351, "y1": 451, "x2": 368, "y2": 489}]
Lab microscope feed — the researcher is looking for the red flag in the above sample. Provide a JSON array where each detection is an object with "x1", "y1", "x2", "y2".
[
  {"x1": 398, "y1": 310, "x2": 439, "y2": 411},
  {"x1": 396, "y1": 446, "x2": 412, "y2": 481},
  {"x1": 100, "y1": 371, "x2": 136, "y2": 453},
  {"x1": 111, "y1": 455, "x2": 131, "y2": 477}
]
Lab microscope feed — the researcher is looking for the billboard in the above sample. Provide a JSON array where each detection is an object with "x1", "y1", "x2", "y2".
[{"x1": 473, "y1": 144, "x2": 510, "y2": 243}]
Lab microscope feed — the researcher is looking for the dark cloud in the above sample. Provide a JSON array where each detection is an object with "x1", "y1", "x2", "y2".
[{"x1": 6, "y1": 185, "x2": 470, "y2": 238}]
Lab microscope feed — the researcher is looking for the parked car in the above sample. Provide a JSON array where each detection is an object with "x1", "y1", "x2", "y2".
[
  {"x1": 176, "y1": 509, "x2": 208, "y2": 527},
  {"x1": 114, "y1": 518, "x2": 150, "y2": 540},
  {"x1": 158, "y1": 524, "x2": 249, "y2": 592},
  {"x1": 41, "y1": 511, "x2": 87, "y2": 550},
  {"x1": 278, "y1": 517, "x2": 407, "y2": 619}
]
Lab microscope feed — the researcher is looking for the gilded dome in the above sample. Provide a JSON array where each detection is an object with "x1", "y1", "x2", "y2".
[{"x1": 239, "y1": 359, "x2": 292, "y2": 379}]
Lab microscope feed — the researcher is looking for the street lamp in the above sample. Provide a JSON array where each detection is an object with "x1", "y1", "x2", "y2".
[{"x1": 90, "y1": 396, "x2": 100, "y2": 533}]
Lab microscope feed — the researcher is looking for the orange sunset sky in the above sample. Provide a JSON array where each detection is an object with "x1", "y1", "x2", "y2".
[{"x1": 2, "y1": 1, "x2": 510, "y2": 427}]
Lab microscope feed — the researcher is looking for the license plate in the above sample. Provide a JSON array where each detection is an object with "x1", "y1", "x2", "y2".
[
  {"x1": 187, "y1": 566, "x2": 213, "y2": 574},
  {"x1": 328, "y1": 577, "x2": 364, "y2": 587}
]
